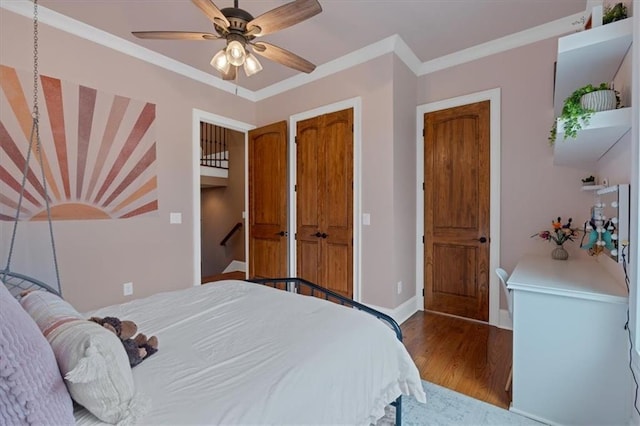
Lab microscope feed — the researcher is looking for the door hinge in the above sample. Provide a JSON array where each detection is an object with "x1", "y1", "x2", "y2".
[
  {"x1": 295, "y1": 136, "x2": 298, "y2": 144},
  {"x1": 422, "y1": 235, "x2": 424, "y2": 244},
  {"x1": 422, "y1": 128, "x2": 425, "y2": 137},
  {"x1": 295, "y1": 233, "x2": 297, "y2": 240},
  {"x1": 422, "y1": 182, "x2": 425, "y2": 191},
  {"x1": 422, "y1": 288, "x2": 425, "y2": 297},
  {"x1": 294, "y1": 184, "x2": 297, "y2": 192}
]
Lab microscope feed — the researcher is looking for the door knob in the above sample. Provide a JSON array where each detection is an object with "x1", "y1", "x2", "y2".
[
  {"x1": 276, "y1": 231, "x2": 288, "y2": 237},
  {"x1": 478, "y1": 236, "x2": 487, "y2": 243},
  {"x1": 313, "y1": 232, "x2": 322, "y2": 237},
  {"x1": 321, "y1": 233, "x2": 328, "y2": 239}
]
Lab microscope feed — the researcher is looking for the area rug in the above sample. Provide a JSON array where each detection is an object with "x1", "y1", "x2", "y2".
[{"x1": 375, "y1": 381, "x2": 545, "y2": 425}]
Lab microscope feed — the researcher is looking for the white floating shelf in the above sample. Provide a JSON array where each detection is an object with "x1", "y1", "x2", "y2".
[
  {"x1": 553, "y1": 107, "x2": 632, "y2": 167},
  {"x1": 553, "y1": 18, "x2": 633, "y2": 116},
  {"x1": 581, "y1": 185, "x2": 605, "y2": 191}
]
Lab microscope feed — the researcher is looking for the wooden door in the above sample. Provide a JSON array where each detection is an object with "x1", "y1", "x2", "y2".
[
  {"x1": 296, "y1": 116, "x2": 322, "y2": 285},
  {"x1": 248, "y1": 121, "x2": 288, "y2": 279},
  {"x1": 424, "y1": 101, "x2": 490, "y2": 321},
  {"x1": 296, "y1": 108, "x2": 353, "y2": 299}
]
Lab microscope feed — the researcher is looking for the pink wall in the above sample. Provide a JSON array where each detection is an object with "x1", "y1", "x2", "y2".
[
  {"x1": 392, "y1": 56, "x2": 419, "y2": 307},
  {"x1": 0, "y1": 10, "x2": 255, "y2": 311},
  {"x1": 2, "y1": 7, "x2": 620, "y2": 314},
  {"x1": 418, "y1": 38, "x2": 596, "y2": 275},
  {"x1": 256, "y1": 55, "x2": 401, "y2": 307}
]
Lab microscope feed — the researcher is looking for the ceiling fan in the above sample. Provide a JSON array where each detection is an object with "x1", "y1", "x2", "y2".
[{"x1": 132, "y1": 0, "x2": 322, "y2": 80}]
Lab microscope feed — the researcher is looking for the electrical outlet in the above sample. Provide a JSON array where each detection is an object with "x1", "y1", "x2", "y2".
[
  {"x1": 397, "y1": 281, "x2": 403, "y2": 295},
  {"x1": 123, "y1": 282, "x2": 133, "y2": 296}
]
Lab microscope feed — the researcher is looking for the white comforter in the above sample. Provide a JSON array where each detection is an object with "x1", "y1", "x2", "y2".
[{"x1": 74, "y1": 280, "x2": 426, "y2": 425}]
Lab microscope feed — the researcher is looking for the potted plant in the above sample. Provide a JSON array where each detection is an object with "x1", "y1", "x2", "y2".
[
  {"x1": 531, "y1": 217, "x2": 580, "y2": 260},
  {"x1": 603, "y1": 3, "x2": 628, "y2": 24},
  {"x1": 549, "y1": 83, "x2": 620, "y2": 145},
  {"x1": 581, "y1": 175, "x2": 596, "y2": 186}
]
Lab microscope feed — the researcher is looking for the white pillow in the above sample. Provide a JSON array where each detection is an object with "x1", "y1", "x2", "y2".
[
  {"x1": 21, "y1": 291, "x2": 149, "y2": 424},
  {"x1": 48, "y1": 321, "x2": 149, "y2": 424},
  {"x1": 19, "y1": 289, "x2": 83, "y2": 336}
]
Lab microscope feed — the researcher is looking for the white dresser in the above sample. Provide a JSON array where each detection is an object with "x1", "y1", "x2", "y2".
[{"x1": 507, "y1": 254, "x2": 631, "y2": 425}]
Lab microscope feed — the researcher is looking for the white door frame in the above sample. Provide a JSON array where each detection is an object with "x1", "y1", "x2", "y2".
[
  {"x1": 191, "y1": 108, "x2": 255, "y2": 286},
  {"x1": 288, "y1": 97, "x2": 363, "y2": 302},
  {"x1": 415, "y1": 88, "x2": 502, "y2": 327}
]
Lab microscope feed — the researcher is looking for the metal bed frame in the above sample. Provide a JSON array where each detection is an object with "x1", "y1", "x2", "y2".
[
  {"x1": 250, "y1": 277, "x2": 404, "y2": 425},
  {"x1": 0, "y1": 269, "x2": 61, "y2": 299}
]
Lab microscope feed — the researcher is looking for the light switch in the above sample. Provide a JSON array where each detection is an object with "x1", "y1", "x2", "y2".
[
  {"x1": 170, "y1": 212, "x2": 182, "y2": 224},
  {"x1": 363, "y1": 213, "x2": 370, "y2": 226}
]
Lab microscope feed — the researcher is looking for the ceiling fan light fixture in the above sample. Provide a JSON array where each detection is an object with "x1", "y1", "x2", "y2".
[
  {"x1": 133, "y1": 0, "x2": 322, "y2": 80},
  {"x1": 226, "y1": 39, "x2": 246, "y2": 66},
  {"x1": 210, "y1": 49, "x2": 231, "y2": 73},
  {"x1": 243, "y1": 53, "x2": 263, "y2": 76}
]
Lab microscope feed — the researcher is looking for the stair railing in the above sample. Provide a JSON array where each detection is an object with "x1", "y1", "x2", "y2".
[
  {"x1": 220, "y1": 222, "x2": 243, "y2": 246},
  {"x1": 200, "y1": 122, "x2": 229, "y2": 169}
]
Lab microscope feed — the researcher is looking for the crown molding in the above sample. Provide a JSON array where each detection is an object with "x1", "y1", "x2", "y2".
[
  {"x1": 253, "y1": 35, "x2": 397, "y2": 101},
  {"x1": 419, "y1": 11, "x2": 587, "y2": 75},
  {"x1": 1, "y1": 0, "x2": 586, "y2": 101},
  {"x1": 0, "y1": 0, "x2": 256, "y2": 101}
]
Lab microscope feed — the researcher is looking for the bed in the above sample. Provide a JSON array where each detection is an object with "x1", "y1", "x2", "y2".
[{"x1": 1, "y1": 275, "x2": 426, "y2": 425}]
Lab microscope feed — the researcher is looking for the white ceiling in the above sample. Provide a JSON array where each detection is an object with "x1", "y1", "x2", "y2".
[{"x1": 35, "y1": 0, "x2": 588, "y2": 92}]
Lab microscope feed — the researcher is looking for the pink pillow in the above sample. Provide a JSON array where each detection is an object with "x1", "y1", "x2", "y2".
[
  {"x1": 0, "y1": 283, "x2": 75, "y2": 425},
  {"x1": 20, "y1": 289, "x2": 83, "y2": 337}
]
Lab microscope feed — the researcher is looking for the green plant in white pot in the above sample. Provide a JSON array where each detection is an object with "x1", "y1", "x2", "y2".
[
  {"x1": 603, "y1": 2, "x2": 628, "y2": 24},
  {"x1": 549, "y1": 83, "x2": 620, "y2": 145}
]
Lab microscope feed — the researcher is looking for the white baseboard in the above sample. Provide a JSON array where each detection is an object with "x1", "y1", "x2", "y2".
[
  {"x1": 223, "y1": 260, "x2": 246, "y2": 273},
  {"x1": 631, "y1": 351, "x2": 640, "y2": 426},
  {"x1": 509, "y1": 407, "x2": 561, "y2": 426},
  {"x1": 366, "y1": 297, "x2": 512, "y2": 330},
  {"x1": 367, "y1": 296, "x2": 418, "y2": 326}
]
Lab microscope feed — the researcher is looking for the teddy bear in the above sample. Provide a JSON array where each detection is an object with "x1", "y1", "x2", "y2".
[{"x1": 89, "y1": 316, "x2": 158, "y2": 367}]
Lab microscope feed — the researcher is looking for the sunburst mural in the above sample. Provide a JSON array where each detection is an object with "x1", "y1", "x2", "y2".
[{"x1": 0, "y1": 65, "x2": 158, "y2": 221}]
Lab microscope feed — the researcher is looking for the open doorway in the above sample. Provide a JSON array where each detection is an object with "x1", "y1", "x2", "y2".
[
  {"x1": 192, "y1": 109, "x2": 254, "y2": 286},
  {"x1": 200, "y1": 123, "x2": 246, "y2": 283}
]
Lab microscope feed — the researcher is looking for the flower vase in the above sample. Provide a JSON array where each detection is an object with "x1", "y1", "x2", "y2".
[{"x1": 551, "y1": 245, "x2": 569, "y2": 260}]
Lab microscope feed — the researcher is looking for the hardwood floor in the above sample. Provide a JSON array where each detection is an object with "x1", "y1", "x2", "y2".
[
  {"x1": 401, "y1": 310, "x2": 513, "y2": 409},
  {"x1": 201, "y1": 271, "x2": 246, "y2": 284}
]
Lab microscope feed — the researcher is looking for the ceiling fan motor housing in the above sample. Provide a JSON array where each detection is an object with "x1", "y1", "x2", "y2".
[{"x1": 215, "y1": 7, "x2": 257, "y2": 41}]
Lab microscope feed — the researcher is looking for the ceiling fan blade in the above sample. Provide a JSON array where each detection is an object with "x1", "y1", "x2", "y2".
[
  {"x1": 222, "y1": 66, "x2": 237, "y2": 81},
  {"x1": 191, "y1": 0, "x2": 230, "y2": 29},
  {"x1": 246, "y1": 0, "x2": 322, "y2": 37},
  {"x1": 132, "y1": 31, "x2": 220, "y2": 40},
  {"x1": 252, "y1": 42, "x2": 315, "y2": 73}
]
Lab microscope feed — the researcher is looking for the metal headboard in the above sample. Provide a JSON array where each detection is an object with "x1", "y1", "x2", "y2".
[
  {"x1": 250, "y1": 277, "x2": 403, "y2": 341},
  {"x1": 0, "y1": 269, "x2": 61, "y2": 299}
]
